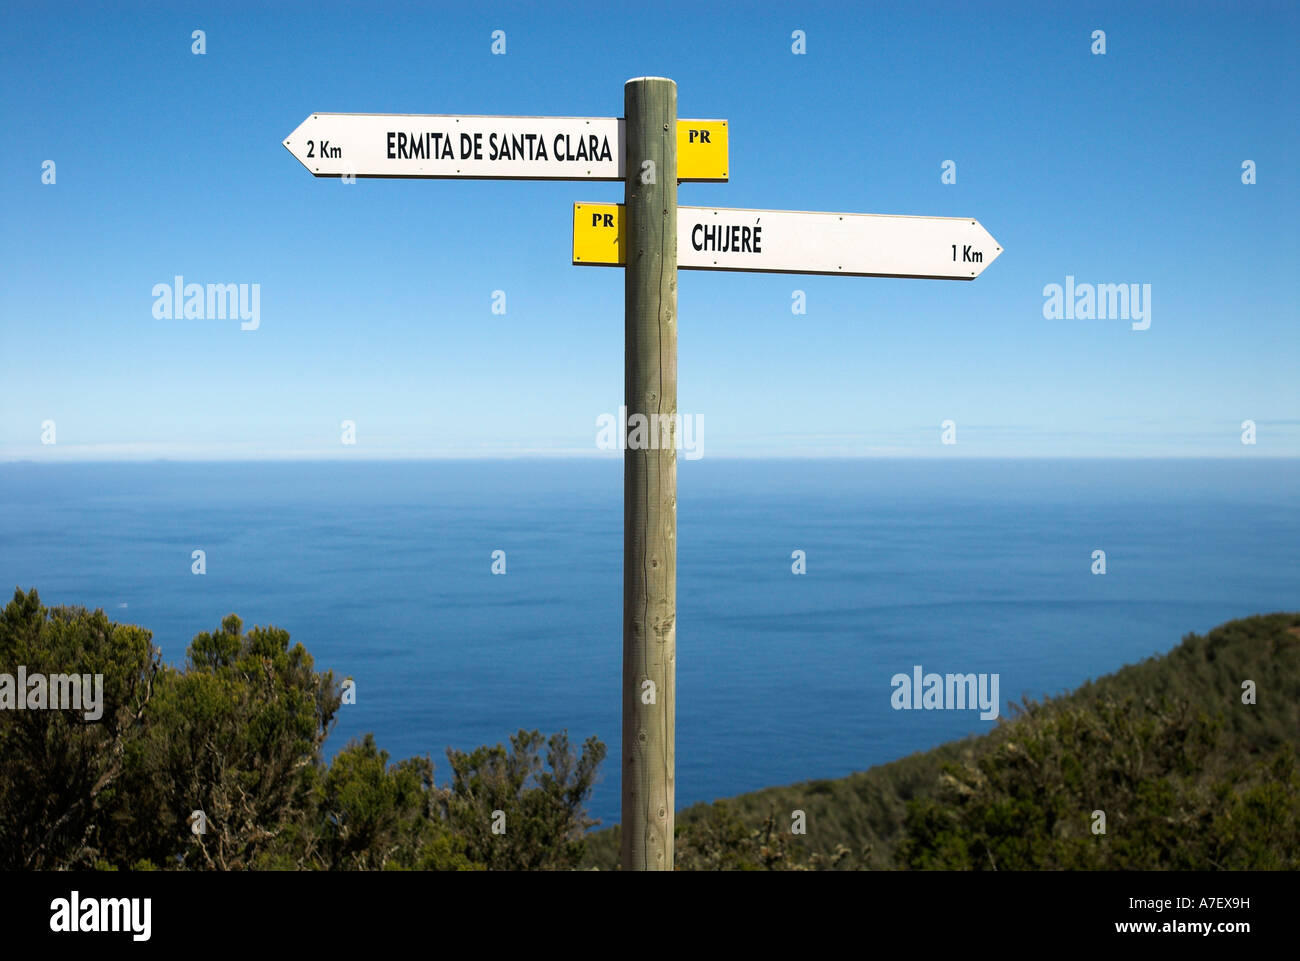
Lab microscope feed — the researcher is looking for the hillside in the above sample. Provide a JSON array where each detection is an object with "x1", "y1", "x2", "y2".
[
  {"x1": 583, "y1": 612, "x2": 1300, "y2": 869},
  {"x1": 3, "y1": 589, "x2": 1294, "y2": 871}
]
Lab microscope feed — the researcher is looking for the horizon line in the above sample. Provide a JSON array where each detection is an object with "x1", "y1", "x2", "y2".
[{"x1": 3, "y1": 453, "x2": 1299, "y2": 465}]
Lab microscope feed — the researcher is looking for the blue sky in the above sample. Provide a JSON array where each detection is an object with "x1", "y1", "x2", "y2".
[{"x1": 1, "y1": 0, "x2": 1296, "y2": 459}]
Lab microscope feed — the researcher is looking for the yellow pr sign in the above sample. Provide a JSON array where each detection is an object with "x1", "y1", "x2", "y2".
[
  {"x1": 572, "y1": 203, "x2": 625, "y2": 266},
  {"x1": 676, "y1": 120, "x2": 728, "y2": 182}
]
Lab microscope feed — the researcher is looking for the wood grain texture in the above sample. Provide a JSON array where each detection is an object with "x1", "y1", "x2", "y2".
[{"x1": 621, "y1": 77, "x2": 678, "y2": 871}]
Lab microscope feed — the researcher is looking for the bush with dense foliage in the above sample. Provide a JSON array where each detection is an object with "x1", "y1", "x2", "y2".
[{"x1": 0, "y1": 588, "x2": 603, "y2": 871}]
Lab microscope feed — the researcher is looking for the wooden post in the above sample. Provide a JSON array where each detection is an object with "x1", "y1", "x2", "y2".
[{"x1": 622, "y1": 76, "x2": 677, "y2": 871}]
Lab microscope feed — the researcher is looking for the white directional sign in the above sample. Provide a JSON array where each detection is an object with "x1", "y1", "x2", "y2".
[
  {"x1": 573, "y1": 204, "x2": 1003, "y2": 279},
  {"x1": 283, "y1": 114, "x2": 729, "y2": 181}
]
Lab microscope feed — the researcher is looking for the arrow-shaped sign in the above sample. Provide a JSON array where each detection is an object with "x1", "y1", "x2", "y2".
[
  {"x1": 573, "y1": 203, "x2": 1003, "y2": 280},
  {"x1": 283, "y1": 114, "x2": 728, "y2": 182}
]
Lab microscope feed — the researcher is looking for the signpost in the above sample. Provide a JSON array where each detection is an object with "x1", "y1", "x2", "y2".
[
  {"x1": 574, "y1": 204, "x2": 1003, "y2": 280},
  {"x1": 284, "y1": 77, "x2": 1001, "y2": 873}
]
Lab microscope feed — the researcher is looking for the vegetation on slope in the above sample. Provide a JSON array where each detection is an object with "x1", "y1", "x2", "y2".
[
  {"x1": 2, "y1": 586, "x2": 1295, "y2": 869},
  {"x1": 583, "y1": 612, "x2": 1300, "y2": 869}
]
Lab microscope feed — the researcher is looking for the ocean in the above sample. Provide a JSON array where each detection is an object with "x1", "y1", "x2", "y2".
[{"x1": 1, "y1": 458, "x2": 1296, "y2": 828}]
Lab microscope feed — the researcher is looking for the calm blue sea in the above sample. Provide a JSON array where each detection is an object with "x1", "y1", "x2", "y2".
[{"x1": 1, "y1": 459, "x2": 1297, "y2": 828}]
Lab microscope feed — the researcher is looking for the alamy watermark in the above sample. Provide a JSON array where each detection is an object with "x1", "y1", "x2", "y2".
[
  {"x1": 152, "y1": 276, "x2": 260, "y2": 330},
  {"x1": 50, "y1": 891, "x2": 150, "y2": 941},
  {"x1": 596, "y1": 406, "x2": 703, "y2": 460},
  {"x1": 891, "y1": 665, "x2": 1000, "y2": 720},
  {"x1": 1042, "y1": 275, "x2": 1150, "y2": 330},
  {"x1": 0, "y1": 667, "x2": 104, "y2": 720}
]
